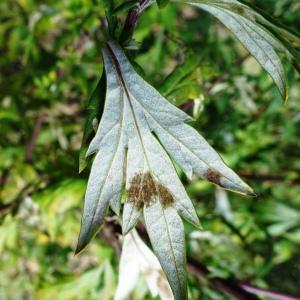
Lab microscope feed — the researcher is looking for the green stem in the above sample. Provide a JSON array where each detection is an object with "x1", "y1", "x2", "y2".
[{"x1": 120, "y1": 0, "x2": 155, "y2": 43}]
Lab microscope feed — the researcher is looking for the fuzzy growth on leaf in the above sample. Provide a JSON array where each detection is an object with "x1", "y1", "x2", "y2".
[{"x1": 128, "y1": 172, "x2": 174, "y2": 210}]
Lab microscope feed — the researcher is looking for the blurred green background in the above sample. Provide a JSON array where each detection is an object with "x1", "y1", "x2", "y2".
[{"x1": 1, "y1": 0, "x2": 300, "y2": 299}]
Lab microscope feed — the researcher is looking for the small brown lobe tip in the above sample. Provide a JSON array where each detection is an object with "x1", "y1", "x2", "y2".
[{"x1": 205, "y1": 168, "x2": 224, "y2": 187}]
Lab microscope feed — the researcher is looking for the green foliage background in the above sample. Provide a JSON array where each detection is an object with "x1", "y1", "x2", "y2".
[{"x1": 1, "y1": 0, "x2": 300, "y2": 299}]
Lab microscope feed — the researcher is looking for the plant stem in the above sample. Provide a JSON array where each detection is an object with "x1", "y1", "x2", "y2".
[
  {"x1": 188, "y1": 257, "x2": 259, "y2": 300},
  {"x1": 25, "y1": 112, "x2": 46, "y2": 162},
  {"x1": 120, "y1": 0, "x2": 155, "y2": 43}
]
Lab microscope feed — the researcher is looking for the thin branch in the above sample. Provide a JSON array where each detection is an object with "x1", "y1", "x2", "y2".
[
  {"x1": 120, "y1": 0, "x2": 155, "y2": 43},
  {"x1": 99, "y1": 217, "x2": 122, "y2": 257},
  {"x1": 188, "y1": 257, "x2": 259, "y2": 300},
  {"x1": 25, "y1": 112, "x2": 46, "y2": 162},
  {"x1": 205, "y1": 55, "x2": 250, "y2": 93},
  {"x1": 0, "y1": 179, "x2": 42, "y2": 218},
  {"x1": 0, "y1": 169, "x2": 9, "y2": 191},
  {"x1": 0, "y1": 203, "x2": 12, "y2": 214},
  {"x1": 240, "y1": 282, "x2": 300, "y2": 300},
  {"x1": 179, "y1": 100, "x2": 195, "y2": 112}
]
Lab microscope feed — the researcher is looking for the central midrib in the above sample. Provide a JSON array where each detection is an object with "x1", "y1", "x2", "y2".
[{"x1": 106, "y1": 43, "x2": 183, "y2": 295}]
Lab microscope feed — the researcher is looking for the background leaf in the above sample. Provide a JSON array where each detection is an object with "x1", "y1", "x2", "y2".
[
  {"x1": 115, "y1": 230, "x2": 173, "y2": 300},
  {"x1": 79, "y1": 72, "x2": 106, "y2": 173}
]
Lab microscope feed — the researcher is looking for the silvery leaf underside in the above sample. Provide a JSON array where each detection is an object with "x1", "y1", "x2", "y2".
[
  {"x1": 178, "y1": 0, "x2": 300, "y2": 101},
  {"x1": 76, "y1": 41, "x2": 254, "y2": 299}
]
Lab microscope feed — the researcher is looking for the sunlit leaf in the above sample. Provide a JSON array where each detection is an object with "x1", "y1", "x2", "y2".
[{"x1": 77, "y1": 41, "x2": 254, "y2": 298}]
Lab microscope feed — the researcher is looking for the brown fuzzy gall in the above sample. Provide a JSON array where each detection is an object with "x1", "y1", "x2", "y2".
[{"x1": 127, "y1": 172, "x2": 174, "y2": 210}]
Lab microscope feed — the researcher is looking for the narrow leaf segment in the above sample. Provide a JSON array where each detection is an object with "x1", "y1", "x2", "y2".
[{"x1": 177, "y1": 0, "x2": 300, "y2": 101}]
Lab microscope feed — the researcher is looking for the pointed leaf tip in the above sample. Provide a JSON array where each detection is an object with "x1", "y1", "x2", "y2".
[
  {"x1": 75, "y1": 226, "x2": 96, "y2": 254},
  {"x1": 247, "y1": 189, "x2": 258, "y2": 197},
  {"x1": 122, "y1": 201, "x2": 141, "y2": 235},
  {"x1": 74, "y1": 243, "x2": 84, "y2": 255}
]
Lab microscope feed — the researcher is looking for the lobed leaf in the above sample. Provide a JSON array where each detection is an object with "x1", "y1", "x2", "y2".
[
  {"x1": 171, "y1": 0, "x2": 300, "y2": 102},
  {"x1": 77, "y1": 41, "x2": 255, "y2": 296}
]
